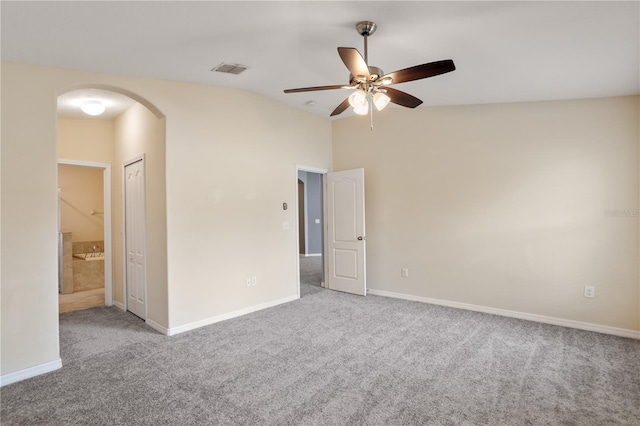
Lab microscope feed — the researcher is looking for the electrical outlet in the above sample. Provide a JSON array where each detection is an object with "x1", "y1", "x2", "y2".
[
  {"x1": 245, "y1": 278, "x2": 251, "y2": 288},
  {"x1": 401, "y1": 268, "x2": 409, "y2": 277},
  {"x1": 584, "y1": 285, "x2": 595, "y2": 298},
  {"x1": 251, "y1": 276, "x2": 257, "y2": 286}
]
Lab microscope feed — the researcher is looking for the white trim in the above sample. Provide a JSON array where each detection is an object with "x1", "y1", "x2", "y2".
[
  {"x1": 167, "y1": 295, "x2": 299, "y2": 336},
  {"x1": 0, "y1": 359, "x2": 62, "y2": 387},
  {"x1": 323, "y1": 174, "x2": 329, "y2": 289},
  {"x1": 296, "y1": 165, "x2": 329, "y2": 175},
  {"x1": 103, "y1": 166, "x2": 113, "y2": 306},
  {"x1": 301, "y1": 253, "x2": 323, "y2": 257},
  {"x1": 57, "y1": 160, "x2": 113, "y2": 306},
  {"x1": 146, "y1": 318, "x2": 169, "y2": 335},
  {"x1": 114, "y1": 300, "x2": 125, "y2": 311},
  {"x1": 367, "y1": 289, "x2": 640, "y2": 340}
]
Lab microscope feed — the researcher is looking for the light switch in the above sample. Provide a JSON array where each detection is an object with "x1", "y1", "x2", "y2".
[
  {"x1": 315, "y1": 219, "x2": 320, "y2": 224},
  {"x1": 282, "y1": 221, "x2": 290, "y2": 230}
]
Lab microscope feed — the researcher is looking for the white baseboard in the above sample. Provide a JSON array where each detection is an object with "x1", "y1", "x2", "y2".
[
  {"x1": 146, "y1": 318, "x2": 169, "y2": 335},
  {"x1": 114, "y1": 301, "x2": 125, "y2": 311},
  {"x1": 367, "y1": 289, "x2": 640, "y2": 340},
  {"x1": 301, "y1": 253, "x2": 322, "y2": 257},
  {"x1": 0, "y1": 358, "x2": 62, "y2": 387},
  {"x1": 168, "y1": 295, "x2": 299, "y2": 336}
]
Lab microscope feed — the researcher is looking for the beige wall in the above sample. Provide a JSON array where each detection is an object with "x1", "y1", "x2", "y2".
[
  {"x1": 0, "y1": 62, "x2": 332, "y2": 377},
  {"x1": 160, "y1": 80, "x2": 332, "y2": 328},
  {"x1": 333, "y1": 96, "x2": 640, "y2": 331},
  {"x1": 58, "y1": 165, "x2": 104, "y2": 242},
  {"x1": 2, "y1": 64, "x2": 60, "y2": 375},
  {"x1": 57, "y1": 119, "x2": 115, "y2": 164},
  {"x1": 1, "y1": 60, "x2": 636, "y2": 383},
  {"x1": 113, "y1": 103, "x2": 167, "y2": 326}
]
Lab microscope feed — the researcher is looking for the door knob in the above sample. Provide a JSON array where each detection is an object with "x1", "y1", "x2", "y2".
[{"x1": 357, "y1": 236, "x2": 366, "y2": 241}]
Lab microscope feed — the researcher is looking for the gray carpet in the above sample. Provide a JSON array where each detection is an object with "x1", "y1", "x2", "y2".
[
  {"x1": 2, "y1": 259, "x2": 639, "y2": 425},
  {"x1": 300, "y1": 255, "x2": 323, "y2": 298}
]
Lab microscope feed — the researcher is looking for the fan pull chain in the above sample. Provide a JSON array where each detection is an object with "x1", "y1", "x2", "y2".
[{"x1": 370, "y1": 95, "x2": 374, "y2": 131}]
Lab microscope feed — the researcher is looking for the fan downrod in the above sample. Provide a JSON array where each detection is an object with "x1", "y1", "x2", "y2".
[{"x1": 355, "y1": 21, "x2": 377, "y2": 65}]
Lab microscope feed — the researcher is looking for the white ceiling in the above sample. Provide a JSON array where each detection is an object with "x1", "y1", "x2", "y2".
[{"x1": 2, "y1": 1, "x2": 638, "y2": 120}]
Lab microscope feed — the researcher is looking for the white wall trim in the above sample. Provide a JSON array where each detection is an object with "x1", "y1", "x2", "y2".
[
  {"x1": 296, "y1": 165, "x2": 330, "y2": 175},
  {"x1": 367, "y1": 289, "x2": 640, "y2": 340},
  {"x1": 114, "y1": 301, "x2": 125, "y2": 311},
  {"x1": 167, "y1": 295, "x2": 299, "y2": 336},
  {"x1": 0, "y1": 359, "x2": 62, "y2": 387},
  {"x1": 301, "y1": 253, "x2": 322, "y2": 257},
  {"x1": 146, "y1": 318, "x2": 169, "y2": 335}
]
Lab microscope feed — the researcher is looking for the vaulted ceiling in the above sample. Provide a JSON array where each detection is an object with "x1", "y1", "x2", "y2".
[{"x1": 2, "y1": 1, "x2": 638, "y2": 119}]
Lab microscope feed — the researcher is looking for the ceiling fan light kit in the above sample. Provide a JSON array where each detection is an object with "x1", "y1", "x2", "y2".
[
  {"x1": 373, "y1": 92, "x2": 391, "y2": 110},
  {"x1": 284, "y1": 20, "x2": 456, "y2": 125},
  {"x1": 348, "y1": 90, "x2": 367, "y2": 108}
]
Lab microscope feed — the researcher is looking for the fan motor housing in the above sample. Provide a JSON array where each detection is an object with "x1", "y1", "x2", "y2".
[{"x1": 349, "y1": 66, "x2": 384, "y2": 85}]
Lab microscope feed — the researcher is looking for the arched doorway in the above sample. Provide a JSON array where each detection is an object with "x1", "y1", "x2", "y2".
[{"x1": 56, "y1": 86, "x2": 167, "y2": 330}]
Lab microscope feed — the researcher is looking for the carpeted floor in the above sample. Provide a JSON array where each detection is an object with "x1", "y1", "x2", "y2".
[
  {"x1": 300, "y1": 255, "x2": 323, "y2": 298},
  {"x1": 2, "y1": 259, "x2": 639, "y2": 425}
]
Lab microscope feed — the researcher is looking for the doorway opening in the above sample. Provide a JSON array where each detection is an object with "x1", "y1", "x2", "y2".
[
  {"x1": 296, "y1": 167, "x2": 368, "y2": 298},
  {"x1": 57, "y1": 160, "x2": 112, "y2": 313},
  {"x1": 56, "y1": 85, "x2": 167, "y2": 332},
  {"x1": 296, "y1": 167, "x2": 327, "y2": 298}
]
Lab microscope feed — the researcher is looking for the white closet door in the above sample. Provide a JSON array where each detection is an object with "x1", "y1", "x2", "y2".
[{"x1": 125, "y1": 159, "x2": 147, "y2": 319}]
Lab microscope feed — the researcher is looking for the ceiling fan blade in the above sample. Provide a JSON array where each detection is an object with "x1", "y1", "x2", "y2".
[
  {"x1": 383, "y1": 87, "x2": 423, "y2": 108},
  {"x1": 284, "y1": 85, "x2": 345, "y2": 93},
  {"x1": 382, "y1": 59, "x2": 455, "y2": 85},
  {"x1": 338, "y1": 47, "x2": 370, "y2": 80},
  {"x1": 330, "y1": 97, "x2": 351, "y2": 117}
]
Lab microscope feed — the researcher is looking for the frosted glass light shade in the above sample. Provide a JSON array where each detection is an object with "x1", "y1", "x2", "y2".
[
  {"x1": 373, "y1": 92, "x2": 391, "y2": 111},
  {"x1": 81, "y1": 100, "x2": 105, "y2": 116},
  {"x1": 353, "y1": 101, "x2": 369, "y2": 115},
  {"x1": 348, "y1": 90, "x2": 367, "y2": 108}
]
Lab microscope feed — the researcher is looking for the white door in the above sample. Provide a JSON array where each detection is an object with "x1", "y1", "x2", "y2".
[
  {"x1": 125, "y1": 159, "x2": 146, "y2": 318},
  {"x1": 326, "y1": 168, "x2": 366, "y2": 296}
]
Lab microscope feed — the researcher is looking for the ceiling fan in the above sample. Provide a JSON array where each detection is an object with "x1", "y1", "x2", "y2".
[{"x1": 284, "y1": 21, "x2": 456, "y2": 117}]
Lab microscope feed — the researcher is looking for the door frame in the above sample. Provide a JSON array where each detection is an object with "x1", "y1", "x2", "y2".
[
  {"x1": 122, "y1": 154, "x2": 148, "y2": 318},
  {"x1": 295, "y1": 165, "x2": 328, "y2": 298},
  {"x1": 57, "y1": 159, "x2": 113, "y2": 306}
]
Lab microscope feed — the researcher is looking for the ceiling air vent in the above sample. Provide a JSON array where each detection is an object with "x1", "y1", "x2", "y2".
[{"x1": 211, "y1": 63, "x2": 247, "y2": 75}]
